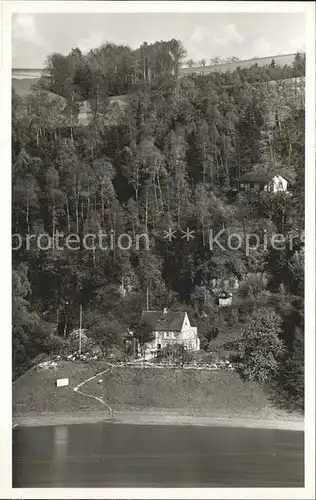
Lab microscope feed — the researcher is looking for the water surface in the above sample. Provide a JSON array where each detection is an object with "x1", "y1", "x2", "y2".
[{"x1": 13, "y1": 422, "x2": 304, "y2": 487}]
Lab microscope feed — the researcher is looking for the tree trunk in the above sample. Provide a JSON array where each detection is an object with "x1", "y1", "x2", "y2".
[
  {"x1": 201, "y1": 215, "x2": 205, "y2": 245},
  {"x1": 87, "y1": 193, "x2": 90, "y2": 217},
  {"x1": 66, "y1": 196, "x2": 71, "y2": 233},
  {"x1": 101, "y1": 183, "x2": 105, "y2": 222},
  {"x1": 225, "y1": 158, "x2": 230, "y2": 188},
  {"x1": 243, "y1": 217, "x2": 247, "y2": 255},
  {"x1": 113, "y1": 214, "x2": 116, "y2": 260},
  {"x1": 153, "y1": 177, "x2": 159, "y2": 213},
  {"x1": 132, "y1": 216, "x2": 135, "y2": 240},
  {"x1": 75, "y1": 199, "x2": 79, "y2": 235},
  {"x1": 81, "y1": 200, "x2": 84, "y2": 223},
  {"x1": 177, "y1": 183, "x2": 181, "y2": 227},
  {"x1": 52, "y1": 204, "x2": 56, "y2": 252},
  {"x1": 157, "y1": 176, "x2": 164, "y2": 211},
  {"x1": 134, "y1": 185, "x2": 139, "y2": 217},
  {"x1": 26, "y1": 197, "x2": 30, "y2": 234},
  {"x1": 215, "y1": 153, "x2": 220, "y2": 185},
  {"x1": 281, "y1": 209, "x2": 285, "y2": 234},
  {"x1": 145, "y1": 191, "x2": 148, "y2": 233},
  {"x1": 288, "y1": 142, "x2": 292, "y2": 166}
]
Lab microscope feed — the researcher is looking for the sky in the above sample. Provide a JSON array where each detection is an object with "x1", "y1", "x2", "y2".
[{"x1": 12, "y1": 12, "x2": 306, "y2": 68}]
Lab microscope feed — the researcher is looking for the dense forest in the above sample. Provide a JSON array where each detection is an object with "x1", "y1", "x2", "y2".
[{"x1": 12, "y1": 40, "x2": 305, "y2": 409}]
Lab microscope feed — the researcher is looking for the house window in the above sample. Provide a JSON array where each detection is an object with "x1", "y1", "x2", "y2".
[
  {"x1": 240, "y1": 183, "x2": 244, "y2": 189},
  {"x1": 244, "y1": 183, "x2": 250, "y2": 191},
  {"x1": 254, "y1": 183, "x2": 260, "y2": 191}
]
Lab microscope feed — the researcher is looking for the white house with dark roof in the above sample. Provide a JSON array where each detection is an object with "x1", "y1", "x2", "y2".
[
  {"x1": 239, "y1": 172, "x2": 288, "y2": 193},
  {"x1": 141, "y1": 308, "x2": 200, "y2": 352}
]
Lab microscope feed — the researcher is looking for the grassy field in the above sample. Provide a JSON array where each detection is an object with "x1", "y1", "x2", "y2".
[
  {"x1": 13, "y1": 361, "x2": 108, "y2": 415},
  {"x1": 84, "y1": 366, "x2": 284, "y2": 418},
  {"x1": 12, "y1": 78, "x2": 37, "y2": 97},
  {"x1": 13, "y1": 361, "x2": 294, "y2": 420}
]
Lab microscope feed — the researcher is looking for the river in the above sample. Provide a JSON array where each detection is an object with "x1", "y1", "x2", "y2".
[{"x1": 13, "y1": 422, "x2": 304, "y2": 487}]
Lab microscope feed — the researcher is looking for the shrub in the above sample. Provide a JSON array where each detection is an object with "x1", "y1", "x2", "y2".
[
  {"x1": 276, "y1": 329, "x2": 304, "y2": 410},
  {"x1": 237, "y1": 308, "x2": 285, "y2": 384}
]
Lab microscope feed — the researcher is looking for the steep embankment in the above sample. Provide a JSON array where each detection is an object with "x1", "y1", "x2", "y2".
[{"x1": 13, "y1": 361, "x2": 303, "y2": 430}]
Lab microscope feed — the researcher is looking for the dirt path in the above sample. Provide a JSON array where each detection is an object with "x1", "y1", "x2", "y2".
[{"x1": 73, "y1": 364, "x2": 113, "y2": 417}]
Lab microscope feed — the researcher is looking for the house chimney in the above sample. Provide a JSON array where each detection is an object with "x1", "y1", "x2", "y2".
[{"x1": 163, "y1": 307, "x2": 168, "y2": 314}]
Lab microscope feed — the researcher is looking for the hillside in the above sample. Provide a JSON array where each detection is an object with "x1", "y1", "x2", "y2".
[
  {"x1": 180, "y1": 53, "x2": 297, "y2": 76},
  {"x1": 12, "y1": 52, "x2": 303, "y2": 97},
  {"x1": 13, "y1": 361, "x2": 303, "y2": 427},
  {"x1": 12, "y1": 78, "x2": 37, "y2": 97},
  {"x1": 12, "y1": 40, "x2": 305, "y2": 412}
]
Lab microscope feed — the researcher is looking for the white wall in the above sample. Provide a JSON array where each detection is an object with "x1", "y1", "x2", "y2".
[
  {"x1": 144, "y1": 313, "x2": 200, "y2": 352},
  {"x1": 271, "y1": 175, "x2": 288, "y2": 192},
  {"x1": 146, "y1": 326, "x2": 200, "y2": 351},
  {"x1": 264, "y1": 175, "x2": 288, "y2": 193}
]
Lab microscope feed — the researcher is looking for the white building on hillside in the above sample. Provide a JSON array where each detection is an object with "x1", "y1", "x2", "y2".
[
  {"x1": 239, "y1": 172, "x2": 288, "y2": 193},
  {"x1": 141, "y1": 308, "x2": 200, "y2": 352}
]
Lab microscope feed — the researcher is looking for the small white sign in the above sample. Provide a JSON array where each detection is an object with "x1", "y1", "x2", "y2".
[{"x1": 56, "y1": 378, "x2": 69, "y2": 387}]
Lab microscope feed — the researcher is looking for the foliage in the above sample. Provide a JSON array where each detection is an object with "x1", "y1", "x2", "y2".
[
  {"x1": 281, "y1": 329, "x2": 304, "y2": 410},
  {"x1": 12, "y1": 38, "x2": 305, "y2": 402},
  {"x1": 12, "y1": 264, "x2": 53, "y2": 379},
  {"x1": 39, "y1": 40, "x2": 186, "y2": 101},
  {"x1": 272, "y1": 297, "x2": 304, "y2": 410},
  {"x1": 156, "y1": 343, "x2": 193, "y2": 365},
  {"x1": 133, "y1": 319, "x2": 155, "y2": 346},
  {"x1": 237, "y1": 308, "x2": 285, "y2": 384},
  {"x1": 85, "y1": 312, "x2": 126, "y2": 349},
  {"x1": 62, "y1": 329, "x2": 101, "y2": 356}
]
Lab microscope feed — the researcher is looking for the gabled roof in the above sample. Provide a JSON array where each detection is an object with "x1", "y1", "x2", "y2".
[
  {"x1": 141, "y1": 310, "x2": 186, "y2": 332},
  {"x1": 239, "y1": 172, "x2": 274, "y2": 184},
  {"x1": 218, "y1": 291, "x2": 232, "y2": 299}
]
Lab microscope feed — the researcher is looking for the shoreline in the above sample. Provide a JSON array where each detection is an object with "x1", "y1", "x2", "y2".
[{"x1": 13, "y1": 410, "x2": 304, "y2": 431}]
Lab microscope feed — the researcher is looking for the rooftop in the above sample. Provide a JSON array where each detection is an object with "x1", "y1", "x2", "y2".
[
  {"x1": 141, "y1": 310, "x2": 186, "y2": 332},
  {"x1": 239, "y1": 172, "x2": 277, "y2": 184}
]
